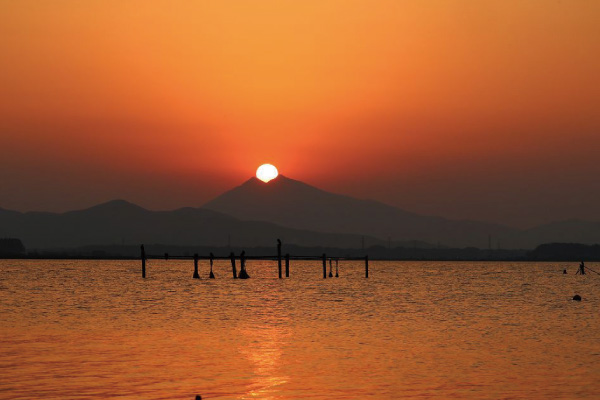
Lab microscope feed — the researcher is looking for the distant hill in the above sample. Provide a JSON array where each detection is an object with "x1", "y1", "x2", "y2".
[
  {"x1": 204, "y1": 175, "x2": 600, "y2": 249},
  {"x1": 0, "y1": 200, "x2": 388, "y2": 249},
  {"x1": 1, "y1": 176, "x2": 598, "y2": 251},
  {"x1": 0, "y1": 238, "x2": 25, "y2": 255},
  {"x1": 528, "y1": 243, "x2": 600, "y2": 261},
  {"x1": 522, "y1": 220, "x2": 600, "y2": 247}
]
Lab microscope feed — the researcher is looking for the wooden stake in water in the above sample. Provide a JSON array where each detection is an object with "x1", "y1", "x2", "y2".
[
  {"x1": 322, "y1": 253, "x2": 327, "y2": 279},
  {"x1": 335, "y1": 259, "x2": 339, "y2": 278},
  {"x1": 230, "y1": 252, "x2": 237, "y2": 279},
  {"x1": 141, "y1": 244, "x2": 146, "y2": 278},
  {"x1": 285, "y1": 253, "x2": 290, "y2": 278},
  {"x1": 238, "y1": 251, "x2": 250, "y2": 279},
  {"x1": 365, "y1": 255, "x2": 369, "y2": 278},
  {"x1": 193, "y1": 253, "x2": 200, "y2": 279},
  {"x1": 329, "y1": 258, "x2": 333, "y2": 278},
  {"x1": 277, "y1": 239, "x2": 282, "y2": 279},
  {"x1": 209, "y1": 252, "x2": 215, "y2": 279}
]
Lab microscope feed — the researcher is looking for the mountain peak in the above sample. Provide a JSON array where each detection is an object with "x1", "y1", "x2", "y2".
[
  {"x1": 205, "y1": 175, "x2": 334, "y2": 211},
  {"x1": 203, "y1": 175, "x2": 521, "y2": 248},
  {"x1": 236, "y1": 174, "x2": 327, "y2": 195},
  {"x1": 72, "y1": 199, "x2": 147, "y2": 214},
  {"x1": 241, "y1": 174, "x2": 299, "y2": 186}
]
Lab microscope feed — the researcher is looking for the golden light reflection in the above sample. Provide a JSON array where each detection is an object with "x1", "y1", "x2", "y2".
[{"x1": 237, "y1": 307, "x2": 291, "y2": 399}]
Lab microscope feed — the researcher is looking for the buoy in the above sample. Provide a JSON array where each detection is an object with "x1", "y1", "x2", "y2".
[{"x1": 573, "y1": 295, "x2": 582, "y2": 301}]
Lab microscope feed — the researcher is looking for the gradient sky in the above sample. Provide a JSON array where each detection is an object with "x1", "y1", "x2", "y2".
[{"x1": 1, "y1": 0, "x2": 599, "y2": 228}]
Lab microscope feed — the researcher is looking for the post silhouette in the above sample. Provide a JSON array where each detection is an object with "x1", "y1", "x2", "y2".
[
  {"x1": 141, "y1": 245, "x2": 146, "y2": 278},
  {"x1": 193, "y1": 253, "x2": 200, "y2": 279},
  {"x1": 578, "y1": 261, "x2": 586, "y2": 275},
  {"x1": 277, "y1": 239, "x2": 282, "y2": 279},
  {"x1": 230, "y1": 252, "x2": 237, "y2": 279},
  {"x1": 285, "y1": 253, "x2": 290, "y2": 277},
  {"x1": 135, "y1": 246, "x2": 372, "y2": 281},
  {"x1": 238, "y1": 251, "x2": 249, "y2": 279},
  {"x1": 209, "y1": 252, "x2": 215, "y2": 279}
]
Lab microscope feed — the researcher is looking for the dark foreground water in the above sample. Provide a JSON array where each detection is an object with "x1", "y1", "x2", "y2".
[{"x1": 1, "y1": 259, "x2": 599, "y2": 399}]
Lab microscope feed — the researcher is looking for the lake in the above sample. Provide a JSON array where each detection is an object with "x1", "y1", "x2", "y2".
[{"x1": 1, "y1": 259, "x2": 599, "y2": 399}]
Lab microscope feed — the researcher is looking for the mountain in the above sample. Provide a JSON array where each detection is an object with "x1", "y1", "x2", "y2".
[
  {"x1": 204, "y1": 175, "x2": 600, "y2": 248},
  {"x1": 528, "y1": 243, "x2": 600, "y2": 261},
  {"x1": 2, "y1": 177, "x2": 598, "y2": 251},
  {"x1": 521, "y1": 219, "x2": 600, "y2": 249},
  {"x1": 0, "y1": 200, "x2": 386, "y2": 250}
]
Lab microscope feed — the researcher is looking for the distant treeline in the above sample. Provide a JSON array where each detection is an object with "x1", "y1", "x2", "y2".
[
  {"x1": 527, "y1": 243, "x2": 600, "y2": 261},
  {"x1": 3, "y1": 241, "x2": 599, "y2": 261},
  {"x1": 0, "y1": 238, "x2": 25, "y2": 256}
]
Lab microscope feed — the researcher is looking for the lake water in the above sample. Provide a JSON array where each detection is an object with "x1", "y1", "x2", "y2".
[{"x1": 1, "y1": 259, "x2": 599, "y2": 399}]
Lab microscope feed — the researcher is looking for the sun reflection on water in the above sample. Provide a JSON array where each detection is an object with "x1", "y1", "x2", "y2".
[
  {"x1": 2, "y1": 260, "x2": 600, "y2": 399},
  {"x1": 237, "y1": 295, "x2": 291, "y2": 399}
]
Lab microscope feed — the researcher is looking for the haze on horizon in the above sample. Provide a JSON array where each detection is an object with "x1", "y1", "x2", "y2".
[{"x1": 1, "y1": 1, "x2": 599, "y2": 228}]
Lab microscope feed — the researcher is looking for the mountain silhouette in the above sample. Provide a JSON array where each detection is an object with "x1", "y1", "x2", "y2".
[
  {"x1": 0, "y1": 200, "x2": 386, "y2": 249},
  {"x1": 1, "y1": 177, "x2": 598, "y2": 250},
  {"x1": 204, "y1": 175, "x2": 600, "y2": 248}
]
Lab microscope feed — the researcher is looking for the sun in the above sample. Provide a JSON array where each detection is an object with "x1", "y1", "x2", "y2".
[{"x1": 256, "y1": 164, "x2": 278, "y2": 183}]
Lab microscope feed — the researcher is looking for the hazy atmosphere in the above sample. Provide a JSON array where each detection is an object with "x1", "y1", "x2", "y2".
[
  {"x1": 2, "y1": 0, "x2": 599, "y2": 228},
  {"x1": 3, "y1": 3, "x2": 600, "y2": 400}
]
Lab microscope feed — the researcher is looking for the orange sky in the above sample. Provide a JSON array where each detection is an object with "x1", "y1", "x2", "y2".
[{"x1": 1, "y1": 1, "x2": 599, "y2": 227}]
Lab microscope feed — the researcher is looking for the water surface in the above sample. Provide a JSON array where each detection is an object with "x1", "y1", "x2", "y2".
[{"x1": 1, "y1": 260, "x2": 599, "y2": 399}]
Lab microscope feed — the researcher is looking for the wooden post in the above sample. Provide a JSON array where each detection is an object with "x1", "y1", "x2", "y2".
[
  {"x1": 277, "y1": 239, "x2": 282, "y2": 279},
  {"x1": 141, "y1": 244, "x2": 146, "y2": 278},
  {"x1": 209, "y1": 252, "x2": 215, "y2": 279},
  {"x1": 365, "y1": 255, "x2": 369, "y2": 278},
  {"x1": 285, "y1": 253, "x2": 290, "y2": 277},
  {"x1": 230, "y1": 252, "x2": 237, "y2": 279},
  {"x1": 238, "y1": 251, "x2": 249, "y2": 279},
  {"x1": 335, "y1": 259, "x2": 339, "y2": 277},
  {"x1": 164, "y1": 252, "x2": 169, "y2": 260},
  {"x1": 241, "y1": 251, "x2": 245, "y2": 275},
  {"x1": 322, "y1": 253, "x2": 327, "y2": 279},
  {"x1": 329, "y1": 258, "x2": 333, "y2": 277},
  {"x1": 193, "y1": 253, "x2": 200, "y2": 279}
]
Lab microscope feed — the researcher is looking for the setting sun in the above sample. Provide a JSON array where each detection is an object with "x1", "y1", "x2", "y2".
[{"x1": 256, "y1": 164, "x2": 278, "y2": 183}]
